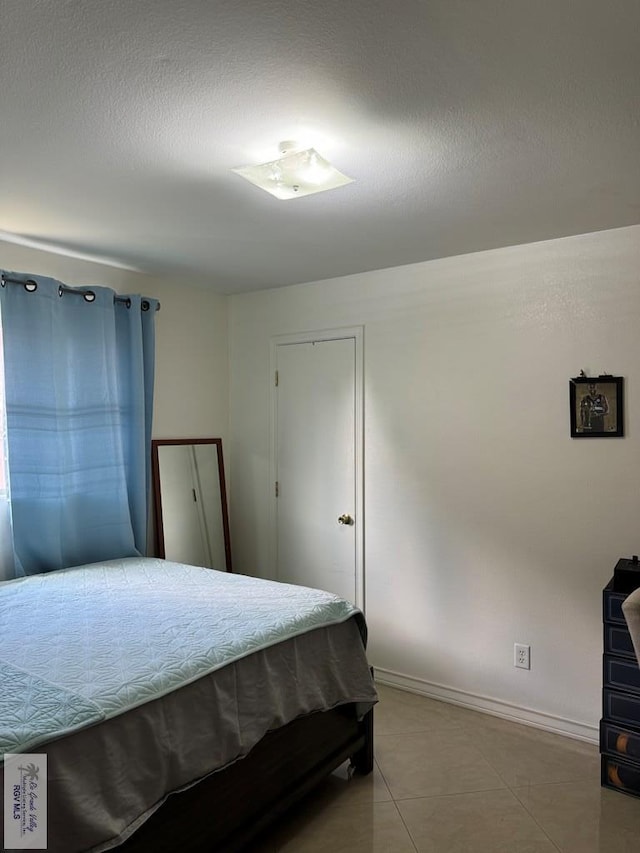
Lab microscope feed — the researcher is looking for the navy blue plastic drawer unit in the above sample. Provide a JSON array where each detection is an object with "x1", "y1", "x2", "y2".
[{"x1": 601, "y1": 572, "x2": 640, "y2": 798}]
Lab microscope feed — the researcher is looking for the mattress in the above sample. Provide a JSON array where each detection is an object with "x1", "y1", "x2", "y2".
[{"x1": 0, "y1": 558, "x2": 377, "y2": 852}]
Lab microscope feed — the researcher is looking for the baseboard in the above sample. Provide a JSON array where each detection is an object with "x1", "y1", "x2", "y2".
[{"x1": 374, "y1": 667, "x2": 598, "y2": 745}]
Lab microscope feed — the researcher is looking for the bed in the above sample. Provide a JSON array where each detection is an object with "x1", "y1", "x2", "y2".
[{"x1": 0, "y1": 558, "x2": 377, "y2": 852}]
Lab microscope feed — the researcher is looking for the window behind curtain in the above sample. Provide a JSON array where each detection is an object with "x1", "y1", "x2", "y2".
[
  {"x1": 0, "y1": 273, "x2": 157, "y2": 578},
  {"x1": 0, "y1": 321, "x2": 5, "y2": 493}
]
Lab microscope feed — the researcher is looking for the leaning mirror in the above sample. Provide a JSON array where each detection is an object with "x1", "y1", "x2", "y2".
[{"x1": 151, "y1": 438, "x2": 232, "y2": 572}]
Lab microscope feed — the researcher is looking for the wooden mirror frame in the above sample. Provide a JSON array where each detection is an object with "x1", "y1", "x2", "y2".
[{"x1": 151, "y1": 438, "x2": 233, "y2": 572}]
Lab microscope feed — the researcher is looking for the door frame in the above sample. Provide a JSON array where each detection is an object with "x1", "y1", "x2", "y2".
[{"x1": 269, "y1": 326, "x2": 365, "y2": 611}]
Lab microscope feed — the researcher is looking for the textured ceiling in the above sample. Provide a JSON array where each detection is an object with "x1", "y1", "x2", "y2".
[{"x1": 1, "y1": 0, "x2": 639, "y2": 293}]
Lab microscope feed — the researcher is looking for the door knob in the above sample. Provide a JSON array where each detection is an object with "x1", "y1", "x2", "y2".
[{"x1": 338, "y1": 514, "x2": 354, "y2": 526}]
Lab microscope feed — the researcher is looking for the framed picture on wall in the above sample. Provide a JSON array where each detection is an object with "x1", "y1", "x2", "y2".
[{"x1": 570, "y1": 375, "x2": 624, "y2": 438}]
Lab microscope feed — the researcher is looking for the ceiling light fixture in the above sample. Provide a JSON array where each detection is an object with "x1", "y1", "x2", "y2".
[{"x1": 232, "y1": 141, "x2": 354, "y2": 200}]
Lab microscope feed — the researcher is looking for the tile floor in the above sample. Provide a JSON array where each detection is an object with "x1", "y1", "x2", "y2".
[{"x1": 254, "y1": 683, "x2": 640, "y2": 852}]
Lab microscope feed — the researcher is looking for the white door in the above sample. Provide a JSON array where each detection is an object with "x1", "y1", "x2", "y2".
[{"x1": 273, "y1": 331, "x2": 363, "y2": 606}]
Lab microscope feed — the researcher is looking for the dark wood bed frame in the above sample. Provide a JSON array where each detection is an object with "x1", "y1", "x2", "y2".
[{"x1": 117, "y1": 701, "x2": 373, "y2": 852}]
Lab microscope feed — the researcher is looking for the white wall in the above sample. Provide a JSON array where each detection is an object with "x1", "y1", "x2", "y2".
[
  {"x1": 229, "y1": 224, "x2": 640, "y2": 740},
  {"x1": 0, "y1": 241, "x2": 229, "y2": 440}
]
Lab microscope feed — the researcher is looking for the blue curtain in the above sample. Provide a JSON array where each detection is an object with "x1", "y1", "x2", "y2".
[{"x1": 0, "y1": 271, "x2": 157, "y2": 576}]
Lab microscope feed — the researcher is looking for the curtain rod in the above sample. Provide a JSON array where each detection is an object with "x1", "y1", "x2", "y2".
[{"x1": 0, "y1": 275, "x2": 160, "y2": 312}]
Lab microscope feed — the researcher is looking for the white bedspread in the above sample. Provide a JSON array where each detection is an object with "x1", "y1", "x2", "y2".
[{"x1": 0, "y1": 557, "x2": 363, "y2": 757}]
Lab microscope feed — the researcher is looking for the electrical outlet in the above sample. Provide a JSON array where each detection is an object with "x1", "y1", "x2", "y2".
[{"x1": 514, "y1": 643, "x2": 530, "y2": 670}]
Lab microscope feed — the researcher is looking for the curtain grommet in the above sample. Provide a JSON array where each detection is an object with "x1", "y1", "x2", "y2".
[{"x1": 1, "y1": 276, "x2": 39, "y2": 292}]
